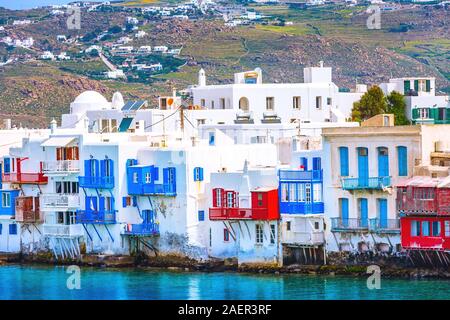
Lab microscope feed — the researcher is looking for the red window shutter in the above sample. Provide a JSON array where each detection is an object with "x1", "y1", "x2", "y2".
[
  {"x1": 56, "y1": 148, "x2": 62, "y2": 161},
  {"x1": 233, "y1": 192, "x2": 237, "y2": 208},
  {"x1": 222, "y1": 190, "x2": 228, "y2": 208},
  {"x1": 74, "y1": 147, "x2": 79, "y2": 160},
  {"x1": 212, "y1": 188, "x2": 218, "y2": 207},
  {"x1": 67, "y1": 147, "x2": 73, "y2": 160}
]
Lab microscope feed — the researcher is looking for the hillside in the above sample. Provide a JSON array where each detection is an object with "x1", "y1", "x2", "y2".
[{"x1": 0, "y1": 3, "x2": 448, "y2": 127}]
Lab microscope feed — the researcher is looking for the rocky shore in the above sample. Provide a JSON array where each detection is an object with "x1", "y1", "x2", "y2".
[{"x1": 1, "y1": 252, "x2": 449, "y2": 279}]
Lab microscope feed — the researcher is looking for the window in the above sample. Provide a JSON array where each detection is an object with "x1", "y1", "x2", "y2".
[
  {"x1": 300, "y1": 157, "x2": 308, "y2": 170},
  {"x1": 197, "y1": 119, "x2": 206, "y2": 126},
  {"x1": 293, "y1": 96, "x2": 301, "y2": 109},
  {"x1": 339, "y1": 147, "x2": 349, "y2": 176},
  {"x1": 266, "y1": 97, "x2": 274, "y2": 111},
  {"x1": 384, "y1": 116, "x2": 390, "y2": 126},
  {"x1": 224, "y1": 228, "x2": 229, "y2": 242},
  {"x1": 397, "y1": 146, "x2": 408, "y2": 176},
  {"x1": 103, "y1": 159, "x2": 113, "y2": 177},
  {"x1": 69, "y1": 211, "x2": 77, "y2": 225},
  {"x1": 145, "y1": 172, "x2": 151, "y2": 184},
  {"x1": 289, "y1": 184, "x2": 296, "y2": 203},
  {"x1": 257, "y1": 193, "x2": 263, "y2": 207},
  {"x1": 239, "y1": 97, "x2": 249, "y2": 111},
  {"x1": 211, "y1": 101, "x2": 215, "y2": 109},
  {"x1": 0, "y1": 224, "x2": 2, "y2": 235},
  {"x1": 327, "y1": 97, "x2": 332, "y2": 106},
  {"x1": 9, "y1": 223, "x2": 17, "y2": 235},
  {"x1": 200, "y1": 99, "x2": 205, "y2": 107},
  {"x1": 418, "y1": 108, "x2": 429, "y2": 119},
  {"x1": 256, "y1": 224, "x2": 263, "y2": 244},
  {"x1": 2, "y1": 193, "x2": 11, "y2": 208},
  {"x1": 422, "y1": 221, "x2": 430, "y2": 237},
  {"x1": 281, "y1": 183, "x2": 288, "y2": 202},
  {"x1": 220, "y1": 98, "x2": 225, "y2": 109},
  {"x1": 214, "y1": 188, "x2": 223, "y2": 207},
  {"x1": 133, "y1": 172, "x2": 138, "y2": 183},
  {"x1": 305, "y1": 183, "x2": 311, "y2": 203},
  {"x1": 432, "y1": 221, "x2": 440, "y2": 237},
  {"x1": 297, "y1": 183, "x2": 305, "y2": 202},
  {"x1": 313, "y1": 183, "x2": 322, "y2": 202},
  {"x1": 315, "y1": 96, "x2": 322, "y2": 109},
  {"x1": 193, "y1": 167, "x2": 204, "y2": 181},
  {"x1": 286, "y1": 221, "x2": 291, "y2": 231},
  {"x1": 226, "y1": 191, "x2": 236, "y2": 208},
  {"x1": 198, "y1": 210, "x2": 205, "y2": 222},
  {"x1": 122, "y1": 196, "x2": 132, "y2": 208},
  {"x1": 411, "y1": 220, "x2": 420, "y2": 236},
  {"x1": 445, "y1": 221, "x2": 450, "y2": 237},
  {"x1": 314, "y1": 221, "x2": 320, "y2": 230},
  {"x1": 209, "y1": 228, "x2": 212, "y2": 247},
  {"x1": 209, "y1": 132, "x2": 215, "y2": 146},
  {"x1": 270, "y1": 224, "x2": 275, "y2": 244}
]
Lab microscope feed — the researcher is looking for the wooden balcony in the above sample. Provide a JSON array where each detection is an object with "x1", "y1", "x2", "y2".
[
  {"x1": 2, "y1": 172, "x2": 48, "y2": 185},
  {"x1": 15, "y1": 196, "x2": 41, "y2": 223}
]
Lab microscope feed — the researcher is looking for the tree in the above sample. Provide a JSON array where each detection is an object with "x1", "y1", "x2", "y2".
[
  {"x1": 386, "y1": 91, "x2": 410, "y2": 125},
  {"x1": 351, "y1": 85, "x2": 387, "y2": 122}
]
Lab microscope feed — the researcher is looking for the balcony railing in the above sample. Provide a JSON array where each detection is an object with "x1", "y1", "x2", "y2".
[
  {"x1": 123, "y1": 223, "x2": 159, "y2": 236},
  {"x1": 331, "y1": 218, "x2": 369, "y2": 232},
  {"x1": 40, "y1": 194, "x2": 80, "y2": 211},
  {"x1": 280, "y1": 202, "x2": 324, "y2": 215},
  {"x1": 369, "y1": 218, "x2": 400, "y2": 234},
  {"x1": 282, "y1": 231, "x2": 325, "y2": 245},
  {"x1": 42, "y1": 160, "x2": 80, "y2": 174},
  {"x1": 43, "y1": 224, "x2": 84, "y2": 237},
  {"x1": 129, "y1": 183, "x2": 176, "y2": 196},
  {"x1": 15, "y1": 196, "x2": 41, "y2": 223},
  {"x1": 209, "y1": 207, "x2": 279, "y2": 220},
  {"x1": 341, "y1": 176, "x2": 391, "y2": 190},
  {"x1": 279, "y1": 170, "x2": 322, "y2": 181},
  {"x1": 78, "y1": 176, "x2": 114, "y2": 189},
  {"x1": 397, "y1": 198, "x2": 438, "y2": 214},
  {"x1": 76, "y1": 210, "x2": 116, "y2": 224},
  {"x1": 2, "y1": 172, "x2": 48, "y2": 184}
]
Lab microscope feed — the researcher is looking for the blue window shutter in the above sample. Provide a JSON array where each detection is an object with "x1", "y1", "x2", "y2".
[
  {"x1": 199, "y1": 167, "x2": 204, "y2": 181},
  {"x1": 193, "y1": 168, "x2": 198, "y2": 181},
  {"x1": 108, "y1": 159, "x2": 114, "y2": 177},
  {"x1": 0, "y1": 224, "x2": 2, "y2": 234},
  {"x1": 84, "y1": 160, "x2": 91, "y2": 176},
  {"x1": 163, "y1": 168, "x2": 168, "y2": 184},
  {"x1": 379, "y1": 199, "x2": 388, "y2": 228},
  {"x1": 341, "y1": 198, "x2": 349, "y2": 227},
  {"x1": 398, "y1": 146, "x2": 407, "y2": 176},
  {"x1": 99, "y1": 197, "x2": 105, "y2": 211},
  {"x1": 359, "y1": 198, "x2": 368, "y2": 227},
  {"x1": 339, "y1": 147, "x2": 349, "y2": 176},
  {"x1": 94, "y1": 159, "x2": 100, "y2": 177},
  {"x1": 313, "y1": 157, "x2": 321, "y2": 171},
  {"x1": 300, "y1": 157, "x2": 308, "y2": 170},
  {"x1": 153, "y1": 167, "x2": 159, "y2": 182},
  {"x1": 378, "y1": 148, "x2": 389, "y2": 177},
  {"x1": 198, "y1": 210, "x2": 205, "y2": 221},
  {"x1": 122, "y1": 197, "x2": 127, "y2": 208},
  {"x1": 9, "y1": 224, "x2": 17, "y2": 235},
  {"x1": 4, "y1": 158, "x2": 10, "y2": 173},
  {"x1": 132, "y1": 196, "x2": 137, "y2": 207},
  {"x1": 85, "y1": 196, "x2": 91, "y2": 211},
  {"x1": 111, "y1": 197, "x2": 115, "y2": 210}
]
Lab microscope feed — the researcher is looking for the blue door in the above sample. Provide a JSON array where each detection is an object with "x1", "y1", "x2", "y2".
[
  {"x1": 340, "y1": 198, "x2": 349, "y2": 228},
  {"x1": 378, "y1": 147, "x2": 389, "y2": 177},
  {"x1": 378, "y1": 199, "x2": 388, "y2": 228},
  {"x1": 359, "y1": 198, "x2": 368, "y2": 228},
  {"x1": 358, "y1": 147, "x2": 369, "y2": 187}
]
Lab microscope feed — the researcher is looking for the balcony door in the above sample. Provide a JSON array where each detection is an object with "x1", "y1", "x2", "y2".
[
  {"x1": 378, "y1": 199, "x2": 388, "y2": 228},
  {"x1": 358, "y1": 198, "x2": 368, "y2": 228},
  {"x1": 377, "y1": 147, "x2": 389, "y2": 177},
  {"x1": 56, "y1": 181, "x2": 79, "y2": 194},
  {"x1": 357, "y1": 147, "x2": 369, "y2": 187},
  {"x1": 339, "y1": 198, "x2": 349, "y2": 228}
]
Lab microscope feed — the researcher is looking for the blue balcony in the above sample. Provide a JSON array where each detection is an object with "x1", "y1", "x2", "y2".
[
  {"x1": 369, "y1": 218, "x2": 400, "y2": 234},
  {"x1": 278, "y1": 169, "x2": 322, "y2": 181},
  {"x1": 130, "y1": 183, "x2": 177, "y2": 196},
  {"x1": 78, "y1": 176, "x2": 114, "y2": 189},
  {"x1": 76, "y1": 210, "x2": 117, "y2": 224},
  {"x1": 123, "y1": 223, "x2": 159, "y2": 236},
  {"x1": 341, "y1": 176, "x2": 391, "y2": 190},
  {"x1": 280, "y1": 202, "x2": 324, "y2": 215}
]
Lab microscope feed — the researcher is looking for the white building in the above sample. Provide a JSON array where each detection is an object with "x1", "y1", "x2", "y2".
[{"x1": 40, "y1": 51, "x2": 55, "y2": 61}]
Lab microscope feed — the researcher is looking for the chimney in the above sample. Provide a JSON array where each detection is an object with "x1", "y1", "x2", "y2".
[
  {"x1": 198, "y1": 68, "x2": 206, "y2": 86},
  {"x1": 50, "y1": 118, "x2": 57, "y2": 133}
]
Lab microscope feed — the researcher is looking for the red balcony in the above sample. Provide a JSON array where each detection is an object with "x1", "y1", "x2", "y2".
[
  {"x1": 15, "y1": 196, "x2": 41, "y2": 223},
  {"x1": 2, "y1": 172, "x2": 48, "y2": 184},
  {"x1": 209, "y1": 207, "x2": 279, "y2": 221}
]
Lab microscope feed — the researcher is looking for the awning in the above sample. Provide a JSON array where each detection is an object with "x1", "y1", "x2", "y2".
[{"x1": 40, "y1": 137, "x2": 77, "y2": 147}]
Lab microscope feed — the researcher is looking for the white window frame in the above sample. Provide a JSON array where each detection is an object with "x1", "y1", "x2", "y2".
[
  {"x1": 313, "y1": 183, "x2": 322, "y2": 202},
  {"x1": 293, "y1": 96, "x2": 301, "y2": 109},
  {"x1": 2, "y1": 193, "x2": 10, "y2": 208},
  {"x1": 256, "y1": 224, "x2": 263, "y2": 244},
  {"x1": 133, "y1": 172, "x2": 138, "y2": 183}
]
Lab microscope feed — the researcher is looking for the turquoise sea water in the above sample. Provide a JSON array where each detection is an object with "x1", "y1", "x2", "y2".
[{"x1": 0, "y1": 265, "x2": 449, "y2": 300}]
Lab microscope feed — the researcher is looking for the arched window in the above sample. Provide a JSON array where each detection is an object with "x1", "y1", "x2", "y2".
[{"x1": 239, "y1": 97, "x2": 249, "y2": 112}]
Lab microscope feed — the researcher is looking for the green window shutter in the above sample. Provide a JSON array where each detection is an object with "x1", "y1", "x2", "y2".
[
  {"x1": 412, "y1": 108, "x2": 419, "y2": 120},
  {"x1": 414, "y1": 80, "x2": 419, "y2": 92},
  {"x1": 430, "y1": 108, "x2": 438, "y2": 121},
  {"x1": 404, "y1": 80, "x2": 410, "y2": 93},
  {"x1": 426, "y1": 80, "x2": 431, "y2": 92}
]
